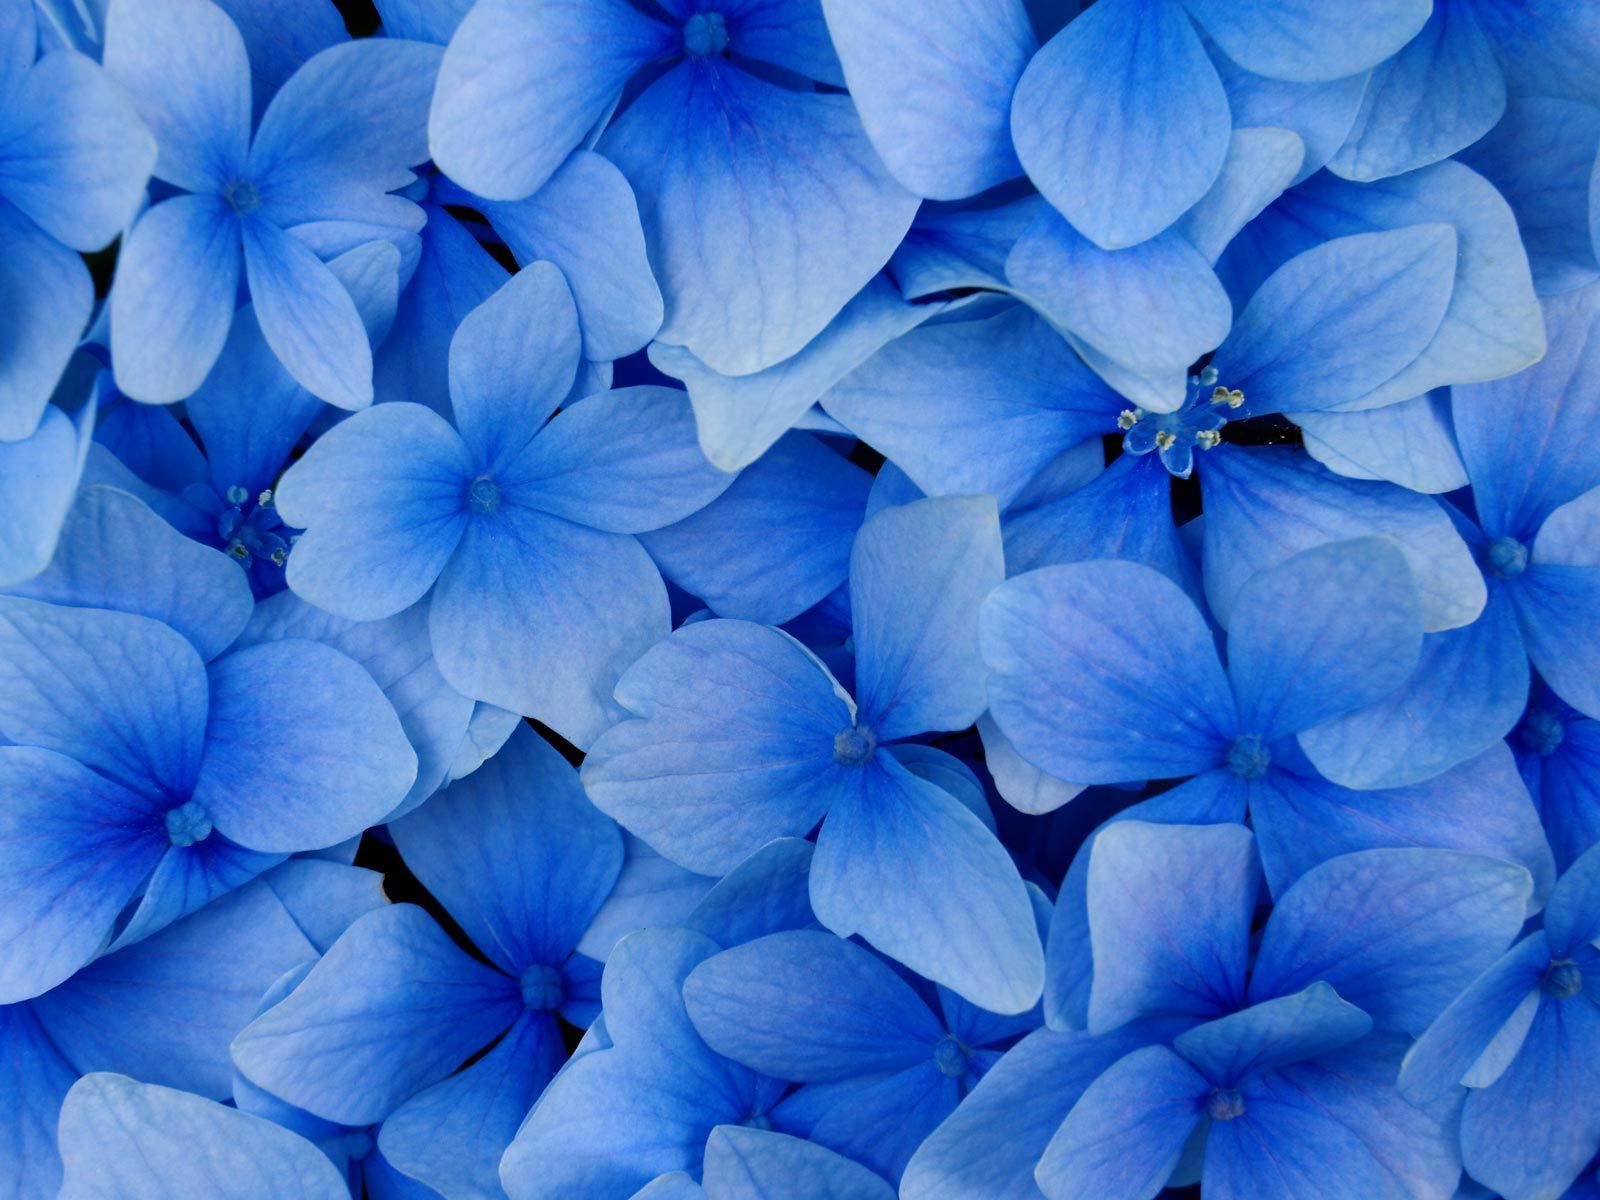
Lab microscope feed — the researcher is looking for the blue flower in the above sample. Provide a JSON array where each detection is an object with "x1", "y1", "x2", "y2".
[
  {"x1": 583, "y1": 494, "x2": 1044, "y2": 1013},
  {"x1": 981, "y1": 538, "x2": 1553, "y2": 899},
  {"x1": 0, "y1": 3, "x2": 153, "y2": 440},
  {"x1": 682, "y1": 927, "x2": 1043, "y2": 1181},
  {"x1": 635, "y1": 1126, "x2": 897, "y2": 1200},
  {"x1": 231, "y1": 723, "x2": 620, "y2": 1198},
  {"x1": 1402, "y1": 841, "x2": 1600, "y2": 1200},
  {"x1": 1515, "y1": 689, "x2": 1600, "y2": 873},
  {"x1": 101, "y1": 0, "x2": 439, "y2": 405},
  {"x1": 274, "y1": 263, "x2": 733, "y2": 747},
  {"x1": 429, "y1": 0, "x2": 919, "y2": 376}
]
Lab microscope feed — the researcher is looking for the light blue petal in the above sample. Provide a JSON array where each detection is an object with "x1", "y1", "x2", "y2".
[
  {"x1": 684, "y1": 930, "x2": 942, "y2": 1082},
  {"x1": 850, "y1": 494, "x2": 1003, "y2": 739},
  {"x1": 239, "y1": 591, "x2": 472, "y2": 818},
  {"x1": 601, "y1": 62, "x2": 918, "y2": 375},
  {"x1": 479, "y1": 150, "x2": 663, "y2": 362},
  {"x1": 1175, "y1": 127, "x2": 1305, "y2": 264},
  {"x1": 640, "y1": 432, "x2": 870, "y2": 625},
  {"x1": 447, "y1": 260, "x2": 581, "y2": 471},
  {"x1": 889, "y1": 195, "x2": 1043, "y2": 298},
  {"x1": 981, "y1": 561, "x2": 1236, "y2": 784},
  {"x1": 1460, "y1": 997, "x2": 1600, "y2": 1200},
  {"x1": 0, "y1": 404, "x2": 91, "y2": 585},
  {"x1": 1327, "y1": 3, "x2": 1505, "y2": 181},
  {"x1": 1296, "y1": 391, "x2": 1468, "y2": 494},
  {"x1": 0, "y1": 1005, "x2": 77, "y2": 1200},
  {"x1": 240, "y1": 216, "x2": 373, "y2": 409},
  {"x1": 1546, "y1": 842, "x2": 1600, "y2": 959},
  {"x1": 0, "y1": 50, "x2": 154, "y2": 251},
  {"x1": 0, "y1": 747, "x2": 164, "y2": 1003},
  {"x1": 650, "y1": 274, "x2": 942, "y2": 472},
  {"x1": 0, "y1": 598, "x2": 208, "y2": 798},
  {"x1": 210, "y1": 0, "x2": 347, "y2": 111},
  {"x1": 1399, "y1": 933, "x2": 1550, "y2": 1103},
  {"x1": 1225, "y1": 538, "x2": 1422, "y2": 742},
  {"x1": 274, "y1": 401, "x2": 472, "y2": 620},
  {"x1": 1035, "y1": 1044, "x2": 1207, "y2": 1200},
  {"x1": 429, "y1": 507, "x2": 668, "y2": 747},
  {"x1": 371, "y1": 0, "x2": 471, "y2": 43},
  {"x1": 1086, "y1": 821, "x2": 1257, "y2": 1032},
  {"x1": 231, "y1": 904, "x2": 522, "y2": 1126},
  {"x1": 247, "y1": 39, "x2": 440, "y2": 225},
  {"x1": 109, "y1": 195, "x2": 241, "y2": 404},
  {"x1": 1211, "y1": 55, "x2": 1368, "y2": 185},
  {"x1": 1005, "y1": 210, "x2": 1231, "y2": 380},
  {"x1": 0, "y1": 203, "x2": 91, "y2": 442},
  {"x1": 682, "y1": 837, "x2": 816, "y2": 951},
  {"x1": 1174, "y1": 984, "x2": 1372, "y2": 1085},
  {"x1": 390, "y1": 722, "x2": 623, "y2": 975},
  {"x1": 1251, "y1": 849, "x2": 1532, "y2": 1035},
  {"x1": 811, "y1": 752, "x2": 1043, "y2": 1015},
  {"x1": 1298, "y1": 587, "x2": 1527, "y2": 789},
  {"x1": 378, "y1": 1012, "x2": 564, "y2": 1200},
  {"x1": 776, "y1": 1060, "x2": 957, "y2": 1182},
  {"x1": 901, "y1": 1027, "x2": 1154, "y2": 1200},
  {"x1": 1520, "y1": 488, "x2": 1600, "y2": 717},
  {"x1": 821, "y1": 306, "x2": 1117, "y2": 506},
  {"x1": 1182, "y1": 0, "x2": 1429, "y2": 83},
  {"x1": 193, "y1": 639, "x2": 415, "y2": 852},
  {"x1": 975, "y1": 713, "x2": 1084, "y2": 817},
  {"x1": 1453, "y1": 287, "x2": 1600, "y2": 542},
  {"x1": 8, "y1": 485, "x2": 252, "y2": 660},
  {"x1": 31, "y1": 876, "x2": 319, "y2": 1097},
  {"x1": 583, "y1": 619, "x2": 851, "y2": 875},
  {"x1": 101, "y1": 0, "x2": 250, "y2": 192},
  {"x1": 429, "y1": 0, "x2": 675, "y2": 201},
  {"x1": 99, "y1": 830, "x2": 285, "y2": 956},
  {"x1": 1199, "y1": 446, "x2": 1485, "y2": 633},
  {"x1": 503, "y1": 386, "x2": 733, "y2": 534},
  {"x1": 1461, "y1": 97, "x2": 1600, "y2": 295},
  {"x1": 58, "y1": 1074, "x2": 347, "y2": 1200},
  {"x1": 1219, "y1": 225, "x2": 1457, "y2": 414},
  {"x1": 703, "y1": 1126, "x2": 895, "y2": 1200},
  {"x1": 1011, "y1": 0, "x2": 1228, "y2": 250},
  {"x1": 820, "y1": 0, "x2": 1031, "y2": 199},
  {"x1": 1246, "y1": 745, "x2": 1554, "y2": 909}
]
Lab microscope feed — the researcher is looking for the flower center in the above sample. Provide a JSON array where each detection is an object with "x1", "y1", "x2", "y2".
[
  {"x1": 743, "y1": 1112, "x2": 772, "y2": 1132},
  {"x1": 1227, "y1": 734, "x2": 1271, "y2": 780},
  {"x1": 1206, "y1": 1088, "x2": 1246, "y2": 1122},
  {"x1": 467, "y1": 475, "x2": 502, "y2": 516},
  {"x1": 223, "y1": 180, "x2": 262, "y2": 215},
  {"x1": 833, "y1": 725, "x2": 876, "y2": 766},
  {"x1": 1484, "y1": 536, "x2": 1528, "y2": 579},
  {"x1": 1516, "y1": 708, "x2": 1565, "y2": 757},
  {"x1": 164, "y1": 800, "x2": 213, "y2": 848},
  {"x1": 1543, "y1": 961, "x2": 1583, "y2": 1000},
  {"x1": 330, "y1": 1130, "x2": 374, "y2": 1162},
  {"x1": 520, "y1": 963, "x2": 565, "y2": 1011},
  {"x1": 683, "y1": 11, "x2": 730, "y2": 56},
  {"x1": 1118, "y1": 366, "x2": 1240, "y2": 480},
  {"x1": 933, "y1": 1036, "x2": 970, "y2": 1079},
  {"x1": 219, "y1": 485, "x2": 290, "y2": 568}
]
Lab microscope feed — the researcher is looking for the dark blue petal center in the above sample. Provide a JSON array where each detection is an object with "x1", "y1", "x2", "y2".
[
  {"x1": 833, "y1": 725, "x2": 876, "y2": 766},
  {"x1": 219, "y1": 485, "x2": 290, "y2": 567},
  {"x1": 468, "y1": 475, "x2": 503, "y2": 516},
  {"x1": 1207, "y1": 1088, "x2": 1246, "y2": 1122},
  {"x1": 1119, "y1": 366, "x2": 1240, "y2": 479},
  {"x1": 1227, "y1": 734, "x2": 1271, "y2": 780},
  {"x1": 223, "y1": 180, "x2": 262, "y2": 215},
  {"x1": 1485, "y1": 536, "x2": 1529, "y2": 579},
  {"x1": 164, "y1": 800, "x2": 213, "y2": 848},
  {"x1": 1543, "y1": 961, "x2": 1583, "y2": 1000},
  {"x1": 521, "y1": 962, "x2": 565, "y2": 1011},
  {"x1": 933, "y1": 1035, "x2": 970, "y2": 1079},
  {"x1": 1517, "y1": 708, "x2": 1565, "y2": 757}
]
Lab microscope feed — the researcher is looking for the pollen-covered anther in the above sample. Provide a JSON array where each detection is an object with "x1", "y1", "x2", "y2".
[
  {"x1": 1196, "y1": 430, "x2": 1222, "y2": 449},
  {"x1": 1213, "y1": 386, "x2": 1245, "y2": 409},
  {"x1": 1117, "y1": 408, "x2": 1142, "y2": 430},
  {"x1": 1154, "y1": 431, "x2": 1177, "y2": 452}
]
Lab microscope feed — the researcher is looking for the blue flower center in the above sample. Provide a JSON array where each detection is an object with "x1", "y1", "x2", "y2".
[
  {"x1": 1543, "y1": 961, "x2": 1583, "y2": 1000},
  {"x1": 683, "y1": 11, "x2": 730, "y2": 56},
  {"x1": 224, "y1": 180, "x2": 262, "y2": 215},
  {"x1": 933, "y1": 1036, "x2": 970, "y2": 1079},
  {"x1": 833, "y1": 725, "x2": 876, "y2": 766},
  {"x1": 1227, "y1": 734, "x2": 1271, "y2": 780},
  {"x1": 1207, "y1": 1088, "x2": 1245, "y2": 1122},
  {"x1": 330, "y1": 1129, "x2": 374, "y2": 1162},
  {"x1": 520, "y1": 963, "x2": 565, "y2": 1011},
  {"x1": 1485, "y1": 536, "x2": 1528, "y2": 579},
  {"x1": 1517, "y1": 708, "x2": 1565, "y2": 757},
  {"x1": 1118, "y1": 366, "x2": 1240, "y2": 480},
  {"x1": 218, "y1": 485, "x2": 290, "y2": 568},
  {"x1": 164, "y1": 800, "x2": 213, "y2": 848},
  {"x1": 743, "y1": 1112, "x2": 772, "y2": 1132},
  {"x1": 467, "y1": 476, "x2": 502, "y2": 516}
]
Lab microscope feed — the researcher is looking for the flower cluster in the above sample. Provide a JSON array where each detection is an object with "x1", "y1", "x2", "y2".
[{"x1": 6, "y1": 0, "x2": 1600, "y2": 1197}]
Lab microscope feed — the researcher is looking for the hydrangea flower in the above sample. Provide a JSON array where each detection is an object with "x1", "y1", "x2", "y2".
[
  {"x1": 102, "y1": 0, "x2": 439, "y2": 405},
  {"x1": 429, "y1": 0, "x2": 920, "y2": 376},
  {"x1": 231, "y1": 723, "x2": 620, "y2": 1197},
  {"x1": 0, "y1": 0, "x2": 152, "y2": 441},
  {"x1": 633, "y1": 1126, "x2": 896, "y2": 1200},
  {"x1": 584, "y1": 494, "x2": 1044, "y2": 1013},
  {"x1": 275, "y1": 262, "x2": 733, "y2": 746}
]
